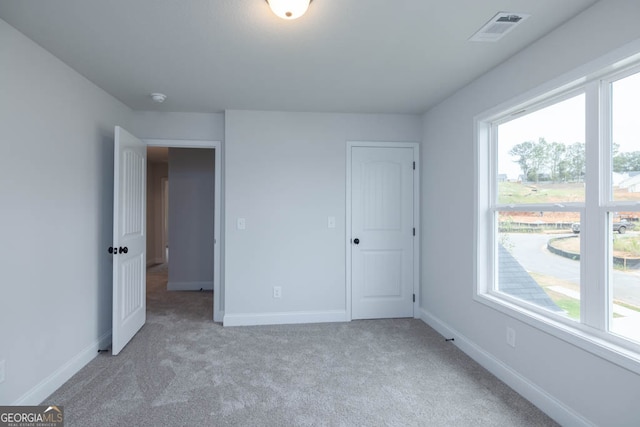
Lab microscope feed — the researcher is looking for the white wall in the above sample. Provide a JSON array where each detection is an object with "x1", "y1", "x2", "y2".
[
  {"x1": 0, "y1": 18, "x2": 131, "y2": 404},
  {"x1": 167, "y1": 148, "x2": 215, "y2": 290},
  {"x1": 223, "y1": 110, "x2": 422, "y2": 325},
  {"x1": 420, "y1": 1, "x2": 640, "y2": 426},
  {"x1": 146, "y1": 161, "x2": 168, "y2": 265},
  {"x1": 146, "y1": 162, "x2": 156, "y2": 264},
  {"x1": 130, "y1": 111, "x2": 224, "y2": 141}
]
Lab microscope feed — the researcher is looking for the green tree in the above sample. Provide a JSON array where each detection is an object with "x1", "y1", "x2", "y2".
[
  {"x1": 549, "y1": 141, "x2": 566, "y2": 182},
  {"x1": 510, "y1": 139, "x2": 586, "y2": 183},
  {"x1": 613, "y1": 150, "x2": 640, "y2": 172},
  {"x1": 509, "y1": 140, "x2": 536, "y2": 182},
  {"x1": 526, "y1": 137, "x2": 550, "y2": 183},
  {"x1": 566, "y1": 142, "x2": 585, "y2": 182}
]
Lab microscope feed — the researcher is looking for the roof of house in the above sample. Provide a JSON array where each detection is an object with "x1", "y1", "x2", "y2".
[
  {"x1": 498, "y1": 244, "x2": 563, "y2": 312},
  {"x1": 618, "y1": 173, "x2": 640, "y2": 189}
]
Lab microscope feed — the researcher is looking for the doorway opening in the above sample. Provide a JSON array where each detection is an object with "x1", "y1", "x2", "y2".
[
  {"x1": 146, "y1": 146, "x2": 216, "y2": 319},
  {"x1": 111, "y1": 128, "x2": 223, "y2": 355},
  {"x1": 145, "y1": 140, "x2": 223, "y2": 323}
]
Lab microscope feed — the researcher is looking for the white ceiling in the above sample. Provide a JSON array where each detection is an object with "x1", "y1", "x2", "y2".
[{"x1": 0, "y1": 0, "x2": 598, "y2": 114}]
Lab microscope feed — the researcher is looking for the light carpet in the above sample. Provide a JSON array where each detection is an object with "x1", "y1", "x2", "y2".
[{"x1": 44, "y1": 264, "x2": 558, "y2": 426}]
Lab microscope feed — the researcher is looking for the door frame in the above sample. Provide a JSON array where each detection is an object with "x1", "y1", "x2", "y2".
[
  {"x1": 160, "y1": 177, "x2": 168, "y2": 264},
  {"x1": 145, "y1": 138, "x2": 224, "y2": 323},
  {"x1": 345, "y1": 141, "x2": 420, "y2": 321}
]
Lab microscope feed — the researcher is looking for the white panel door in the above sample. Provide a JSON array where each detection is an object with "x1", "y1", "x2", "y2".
[
  {"x1": 112, "y1": 126, "x2": 146, "y2": 355},
  {"x1": 351, "y1": 146, "x2": 414, "y2": 319}
]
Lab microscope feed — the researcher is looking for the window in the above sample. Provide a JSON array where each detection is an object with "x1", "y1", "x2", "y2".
[
  {"x1": 477, "y1": 55, "x2": 640, "y2": 365},
  {"x1": 607, "y1": 69, "x2": 640, "y2": 343},
  {"x1": 495, "y1": 94, "x2": 585, "y2": 321}
]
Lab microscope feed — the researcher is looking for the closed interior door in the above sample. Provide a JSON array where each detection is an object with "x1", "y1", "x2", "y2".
[
  {"x1": 351, "y1": 146, "x2": 415, "y2": 319},
  {"x1": 112, "y1": 126, "x2": 147, "y2": 355}
]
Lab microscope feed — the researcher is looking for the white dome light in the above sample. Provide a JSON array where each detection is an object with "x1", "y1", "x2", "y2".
[{"x1": 266, "y1": 0, "x2": 311, "y2": 20}]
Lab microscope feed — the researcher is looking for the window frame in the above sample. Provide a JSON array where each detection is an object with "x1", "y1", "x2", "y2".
[
  {"x1": 474, "y1": 44, "x2": 640, "y2": 375},
  {"x1": 602, "y1": 65, "x2": 640, "y2": 346}
]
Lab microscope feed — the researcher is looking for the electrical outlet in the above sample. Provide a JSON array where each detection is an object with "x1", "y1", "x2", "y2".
[
  {"x1": 328, "y1": 216, "x2": 336, "y2": 228},
  {"x1": 273, "y1": 286, "x2": 282, "y2": 298},
  {"x1": 237, "y1": 218, "x2": 246, "y2": 230},
  {"x1": 0, "y1": 359, "x2": 5, "y2": 384},
  {"x1": 506, "y1": 327, "x2": 516, "y2": 348}
]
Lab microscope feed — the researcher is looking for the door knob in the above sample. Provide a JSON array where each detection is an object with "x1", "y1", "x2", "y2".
[
  {"x1": 353, "y1": 238, "x2": 360, "y2": 245},
  {"x1": 108, "y1": 246, "x2": 114, "y2": 254},
  {"x1": 118, "y1": 246, "x2": 128, "y2": 254}
]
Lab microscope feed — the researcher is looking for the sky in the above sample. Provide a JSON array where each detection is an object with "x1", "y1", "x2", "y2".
[{"x1": 497, "y1": 71, "x2": 640, "y2": 180}]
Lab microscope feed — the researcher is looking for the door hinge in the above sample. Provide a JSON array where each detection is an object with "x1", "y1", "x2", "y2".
[
  {"x1": 413, "y1": 161, "x2": 416, "y2": 170},
  {"x1": 413, "y1": 227, "x2": 416, "y2": 236},
  {"x1": 413, "y1": 294, "x2": 416, "y2": 303}
]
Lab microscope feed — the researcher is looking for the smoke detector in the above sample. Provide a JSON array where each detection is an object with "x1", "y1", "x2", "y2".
[
  {"x1": 150, "y1": 93, "x2": 167, "y2": 103},
  {"x1": 469, "y1": 12, "x2": 530, "y2": 42}
]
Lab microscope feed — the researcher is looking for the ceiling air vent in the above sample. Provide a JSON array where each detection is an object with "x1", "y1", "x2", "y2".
[{"x1": 469, "y1": 12, "x2": 530, "y2": 42}]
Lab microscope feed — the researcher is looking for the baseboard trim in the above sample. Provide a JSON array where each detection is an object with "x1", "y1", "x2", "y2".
[
  {"x1": 214, "y1": 310, "x2": 224, "y2": 324},
  {"x1": 223, "y1": 310, "x2": 348, "y2": 327},
  {"x1": 418, "y1": 308, "x2": 593, "y2": 427},
  {"x1": 167, "y1": 281, "x2": 213, "y2": 291},
  {"x1": 13, "y1": 331, "x2": 112, "y2": 405}
]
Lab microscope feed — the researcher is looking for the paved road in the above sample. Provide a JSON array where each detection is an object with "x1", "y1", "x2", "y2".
[{"x1": 504, "y1": 232, "x2": 640, "y2": 307}]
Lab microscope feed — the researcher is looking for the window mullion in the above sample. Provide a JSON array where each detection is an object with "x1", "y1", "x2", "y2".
[{"x1": 582, "y1": 80, "x2": 606, "y2": 330}]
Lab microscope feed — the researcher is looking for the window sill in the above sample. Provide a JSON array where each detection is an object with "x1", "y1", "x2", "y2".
[{"x1": 474, "y1": 292, "x2": 640, "y2": 376}]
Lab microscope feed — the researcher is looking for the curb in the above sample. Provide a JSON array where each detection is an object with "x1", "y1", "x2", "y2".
[{"x1": 547, "y1": 235, "x2": 640, "y2": 268}]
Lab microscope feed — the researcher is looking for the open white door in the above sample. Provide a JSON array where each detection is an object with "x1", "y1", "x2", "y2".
[
  {"x1": 351, "y1": 146, "x2": 415, "y2": 319},
  {"x1": 112, "y1": 126, "x2": 146, "y2": 355}
]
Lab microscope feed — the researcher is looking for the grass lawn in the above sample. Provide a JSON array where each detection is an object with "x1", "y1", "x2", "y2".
[
  {"x1": 550, "y1": 296, "x2": 581, "y2": 319},
  {"x1": 613, "y1": 235, "x2": 640, "y2": 257},
  {"x1": 530, "y1": 272, "x2": 580, "y2": 320},
  {"x1": 498, "y1": 181, "x2": 640, "y2": 204},
  {"x1": 498, "y1": 181, "x2": 585, "y2": 204},
  {"x1": 528, "y1": 272, "x2": 638, "y2": 319},
  {"x1": 614, "y1": 300, "x2": 640, "y2": 313}
]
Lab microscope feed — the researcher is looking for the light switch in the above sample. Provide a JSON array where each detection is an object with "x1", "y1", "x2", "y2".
[
  {"x1": 328, "y1": 216, "x2": 336, "y2": 228},
  {"x1": 237, "y1": 218, "x2": 246, "y2": 230}
]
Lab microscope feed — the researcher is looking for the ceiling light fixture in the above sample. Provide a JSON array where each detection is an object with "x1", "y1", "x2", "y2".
[
  {"x1": 266, "y1": 0, "x2": 312, "y2": 20},
  {"x1": 150, "y1": 93, "x2": 167, "y2": 103}
]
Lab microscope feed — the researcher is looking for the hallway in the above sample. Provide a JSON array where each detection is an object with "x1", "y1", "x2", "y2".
[{"x1": 146, "y1": 263, "x2": 213, "y2": 321}]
